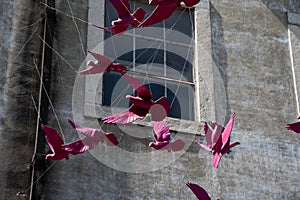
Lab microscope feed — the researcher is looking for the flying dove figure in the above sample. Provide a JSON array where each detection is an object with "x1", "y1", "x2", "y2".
[
  {"x1": 139, "y1": 0, "x2": 200, "y2": 28},
  {"x1": 102, "y1": 73, "x2": 170, "y2": 124},
  {"x1": 286, "y1": 115, "x2": 300, "y2": 133},
  {"x1": 196, "y1": 113, "x2": 240, "y2": 168},
  {"x1": 92, "y1": 0, "x2": 146, "y2": 34},
  {"x1": 186, "y1": 182, "x2": 212, "y2": 200},
  {"x1": 79, "y1": 50, "x2": 127, "y2": 75},
  {"x1": 62, "y1": 119, "x2": 119, "y2": 155},
  {"x1": 149, "y1": 121, "x2": 185, "y2": 151},
  {"x1": 42, "y1": 125, "x2": 69, "y2": 160}
]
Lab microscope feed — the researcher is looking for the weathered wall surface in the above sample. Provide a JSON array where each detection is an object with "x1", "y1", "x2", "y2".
[
  {"x1": 0, "y1": 0, "x2": 43, "y2": 199},
  {"x1": 1, "y1": 0, "x2": 300, "y2": 199}
]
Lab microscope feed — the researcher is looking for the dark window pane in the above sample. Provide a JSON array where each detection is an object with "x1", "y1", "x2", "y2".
[
  {"x1": 135, "y1": 48, "x2": 164, "y2": 65},
  {"x1": 165, "y1": 8, "x2": 194, "y2": 37},
  {"x1": 166, "y1": 50, "x2": 193, "y2": 82},
  {"x1": 103, "y1": 72, "x2": 133, "y2": 107},
  {"x1": 167, "y1": 82, "x2": 195, "y2": 120},
  {"x1": 144, "y1": 83, "x2": 165, "y2": 101},
  {"x1": 104, "y1": 35, "x2": 133, "y2": 60}
]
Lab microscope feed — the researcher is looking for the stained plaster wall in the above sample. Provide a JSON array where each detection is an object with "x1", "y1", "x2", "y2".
[
  {"x1": 0, "y1": 0, "x2": 300, "y2": 199},
  {"x1": 0, "y1": 0, "x2": 43, "y2": 199}
]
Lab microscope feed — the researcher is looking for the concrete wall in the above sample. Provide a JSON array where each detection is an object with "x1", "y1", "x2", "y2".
[
  {"x1": 1, "y1": 0, "x2": 300, "y2": 199},
  {"x1": 0, "y1": 0, "x2": 43, "y2": 199}
]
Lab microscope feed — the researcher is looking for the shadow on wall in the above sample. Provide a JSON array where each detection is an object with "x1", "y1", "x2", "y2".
[
  {"x1": 261, "y1": 0, "x2": 300, "y2": 35},
  {"x1": 210, "y1": 4, "x2": 231, "y2": 122}
]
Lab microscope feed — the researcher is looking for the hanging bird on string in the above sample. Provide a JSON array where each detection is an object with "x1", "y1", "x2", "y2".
[
  {"x1": 196, "y1": 113, "x2": 240, "y2": 168},
  {"x1": 79, "y1": 50, "x2": 127, "y2": 75},
  {"x1": 139, "y1": 0, "x2": 200, "y2": 28},
  {"x1": 92, "y1": 0, "x2": 146, "y2": 34},
  {"x1": 62, "y1": 119, "x2": 119, "y2": 155},
  {"x1": 42, "y1": 125, "x2": 70, "y2": 160},
  {"x1": 286, "y1": 115, "x2": 300, "y2": 133},
  {"x1": 102, "y1": 73, "x2": 170, "y2": 124},
  {"x1": 149, "y1": 121, "x2": 185, "y2": 151},
  {"x1": 186, "y1": 182, "x2": 217, "y2": 200}
]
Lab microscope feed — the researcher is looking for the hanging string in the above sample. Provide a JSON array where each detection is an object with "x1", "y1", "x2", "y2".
[
  {"x1": 66, "y1": 0, "x2": 87, "y2": 58},
  {"x1": 40, "y1": 1, "x2": 196, "y2": 116},
  {"x1": 36, "y1": 34, "x2": 78, "y2": 72},
  {"x1": 33, "y1": 60, "x2": 66, "y2": 142}
]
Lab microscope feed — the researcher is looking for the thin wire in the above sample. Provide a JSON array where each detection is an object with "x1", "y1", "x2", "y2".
[
  {"x1": 170, "y1": 8, "x2": 195, "y2": 107},
  {"x1": 18, "y1": 17, "x2": 44, "y2": 29},
  {"x1": 31, "y1": 95, "x2": 44, "y2": 125},
  {"x1": 288, "y1": 29, "x2": 300, "y2": 115},
  {"x1": 29, "y1": 11, "x2": 47, "y2": 198},
  {"x1": 40, "y1": 2, "x2": 92, "y2": 25},
  {"x1": 12, "y1": 26, "x2": 39, "y2": 64},
  {"x1": 36, "y1": 33, "x2": 78, "y2": 72},
  {"x1": 33, "y1": 61, "x2": 66, "y2": 142},
  {"x1": 22, "y1": 161, "x2": 57, "y2": 194},
  {"x1": 66, "y1": 0, "x2": 87, "y2": 57}
]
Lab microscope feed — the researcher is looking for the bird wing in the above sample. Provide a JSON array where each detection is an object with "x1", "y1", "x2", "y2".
[
  {"x1": 79, "y1": 51, "x2": 112, "y2": 75},
  {"x1": 153, "y1": 97, "x2": 170, "y2": 115},
  {"x1": 91, "y1": 23, "x2": 128, "y2": 35},
  {"x1": 139, "y1": 3, "x2": 178, "y2": 28},
  {"x1": 88, "y1": 50, "x2": 112, "y2": 65},
  {"x1": 203, "y1": 122, "x2": 213, "y2": 147},
  {"x1": 105, "y1": 132, "x2": 119, "y2": 146},
  {"x1": 221, "y1": 113, "x2": 235, "y2": 150},
  {"x1": 182, "y1": 0, "x2": 200, "y2": 7},
  {"x1": 126, "y1": 95, "x2": 153, "y2": 109},
  {"x1": 186, "y1": 182, "x2": 211, "y2": 200},
  {"x1": 109, "y1": 0, "x2": 131, "y2": 18},
  {"x1": 102, "y1": 105, "x2": 148, "y2": 124},
  {"x1": 108, "y1": 24, "x2": 129, "y2": 35},
  {"x1": 111, "y1": 63, "x2": 127, "y2": 74},
  {"x1": 153, "y1": 121, "x2": 171, "y2": 142},
  {"x1": 122, "y1": 73, "x2": 153, "y2": 99},
  {"x1": 67, "y1": 119, "x2": 95, "y2": 137},
  {"x1": 229, "y1": 141, "x2": 240, "y2": 149},
  {"x1": 63, "y1": 137, "x2": 101, "y2": 155},
  {"x1": 286, "y1": 121, "x2": 300, "y2": 133},
  {"x1": 149, "y1": 141, "x2": 169, "y2": 150},
  {"x1": 211, "y1": 123, "x2": 223, "y2": 146},
  {"x1": 42, "y1": 125, "x2": 64, "y2": 153},
  {"x1": 195, "y1": 141, "x2": 212, "y2": 152}
]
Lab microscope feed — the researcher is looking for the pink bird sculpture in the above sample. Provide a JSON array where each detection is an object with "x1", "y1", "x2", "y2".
[
  {"x1": 149, "y1": 121, "x2": 185, "y2": 151},
  {"x1": 79, "y1": 50, "x2": 127, "y2": 75},
  {"x1": 139, "y1": 0, "x2": 200, "y2": 28},
  {"x1": 62, "y1": 119, "x2": 119, "y2": 155},
  {"x1": 92, "y1": 0, "x2": 146, "y2": 34},
  {"x1": 41, "y1": 125, "x2": 69, "y2": 160},
  {"x1": 186, "y1": 182, "x2": 212, "y2": 200},
  {"x1": 196, "y1": 113, "x2": 240, "y2": 168},
  {"x1": 286, "y1": 115, "x2": 300, "y2": 133},
  {"x1": 102, "y1": 73, "x2": 170, "y2": 124}
]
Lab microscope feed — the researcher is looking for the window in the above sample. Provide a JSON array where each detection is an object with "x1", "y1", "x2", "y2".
[{"x1": 102, "y1": 0, "x2": 195, "y2": 120}]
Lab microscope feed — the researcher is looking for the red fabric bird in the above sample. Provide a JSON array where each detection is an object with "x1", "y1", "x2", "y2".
[
  {"x1": 149, "y1": 121, "x2": 185, "y2": 151},
  {"x1": 79, "y1": 50, "x2": 127, "y2": 75},
  {"x1": 186, "y1": 182, "x2": 212, "y2": 200},
  {"x1": 92, "y1": 0, "x2": 146, "y2": 34},
  {"x1": 196, "y1": 113, "x2": 240, "y2": 168},
  {"x1": 62, "y1": 119, "x2": 119, "y2": 155},
  {"x1": 102, "y1": 73, "x2": 170, "y2": 124},
  {"x1": 42, "y1": 125, "x2": 69, "y2": 160},
  {"x1": 139, "y1": 0, "x2": 200, "y2": 28},
  {"x1": 286, "y1": 115, "x2": 300, "y2": 133}
]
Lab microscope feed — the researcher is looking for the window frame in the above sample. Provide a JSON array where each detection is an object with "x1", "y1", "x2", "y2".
[{"x1": 82, "y1": 0, "x2": 215, "y2": 132}]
